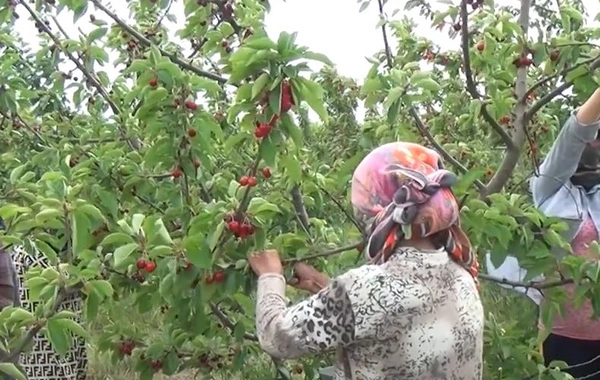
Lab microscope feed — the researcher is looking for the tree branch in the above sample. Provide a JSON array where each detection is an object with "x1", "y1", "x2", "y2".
[
  {"x1": 459, "y1": 0, "x2": 514, "y2": 149},
  {"x1": 483, "y1": 0, "x2": 532, "y2": 196},
  {"x1": 17, "y1": 0, "x2": 141, "y2": 150},
  {"x1": 522, "y1": 55, "x2": 599, "y2": 103},
  {"x1": 208, "y1": 302, "x2": 257, "y2": 341},
  {"x1": 316, "y1": 184, "x2": 365, "y2": 235},
  {"x1": 408, "y1": 107, "x2": 486, "y2": 192},
  {"x1": 290, "y1": 184, "x2": 311, "y2": 236},
  {"x1": 282, "y1": 241, "x2": 364, "y2": 265},
  {"x1": 0, "y1": 286, "x2": 71, "y2": 362},
  {"x1": 478, "y1": 273, "x2": 573, "y2": 290},
  {"x1": 527, "y1": 56, "x2": 600, "y2": 119},
  {"x1": 90, "y1": 0, "x2": 228, "y2": 85}
]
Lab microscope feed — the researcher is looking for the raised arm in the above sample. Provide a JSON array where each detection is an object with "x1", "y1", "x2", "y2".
[
  {"x1": 255, "y1": 267, "x2": 372, "y2": 359},
  {"x1": 530, "y1": 90, "x2": 600, "y2": 205}
]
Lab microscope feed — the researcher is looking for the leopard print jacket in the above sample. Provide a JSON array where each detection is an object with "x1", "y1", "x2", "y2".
[{"x1": 255, "y1": 247, "x2": 484, "y2": 380}]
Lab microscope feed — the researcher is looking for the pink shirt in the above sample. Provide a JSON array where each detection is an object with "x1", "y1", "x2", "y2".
[{"x1": 540, "y1": 216, "x2": 600, "y2": 340}]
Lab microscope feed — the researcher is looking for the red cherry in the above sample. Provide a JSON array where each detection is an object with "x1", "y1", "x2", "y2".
[
  {"x1": 280, "y1": 80, "x2": 294, "y2": 113},
  {"x1": 150, "y1": 360, "x2": 162, "y2": 371},
  {"x1": 247, "y1": 176, "x2": 257, "y2": 187},
  {"x1": 227, "y1": 220, "x2": 240, "y2": 233},
  {"x1": 550, "y1": 50, "x2": 559, "y2": 61},
  {"x1": 171, "y1": 168, "x2": 182, "y2": 179},
  {"x1": 193, "y1": 159, "x2": 201, "y2": 168},
  {"x1": 136, "y1": 259, "x2": 146, "y2": 270},
  {"x1": 187, "y1": 128, "x2": 197, "y2": 137},
  {"x1": 239, "y1": 176, "x2": 249, "y2": 186},
  {"x1": 184, "y1": 100, "x2": 197, "y2": 110},
  {"x1": 221, "y1": 39, "x2": 229, "y2": 48},
  {"x1": 240, "y1": 223, "x2": 254, "y2": 237},
  {"x1": 254, "y1": 123, "x2": 271, "y2": 138},
  {"x1": 213, "y1": 271, "x2": 225, "y2": 283},
  {"x1": 149, "y1": 77, "x2": 158, "y2": 87},
  {"x1": 476, "y1": 41, "x2": 484, "y2": 51},
  {"x1": 261, "y1": 167, "x2": 271, "y2": 178},
  {"x1": 144, "y1": 261, "x2": 156, "y2": 273},
  {"x1": 205, "y1": 274, "x2": 215, "y2": 284}
]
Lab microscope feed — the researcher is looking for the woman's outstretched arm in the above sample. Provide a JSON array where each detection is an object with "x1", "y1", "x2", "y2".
[
  {"x1": 255, "y1": 268, "x2": 368, "y2": 360},
  {"x1": 530, "y1": 89, "x2": 600, "y2": 205}
]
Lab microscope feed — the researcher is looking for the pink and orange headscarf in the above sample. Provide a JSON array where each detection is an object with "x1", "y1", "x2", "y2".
[{"x1": 350, "y1": 142, "x2": 479, "y2": 281}]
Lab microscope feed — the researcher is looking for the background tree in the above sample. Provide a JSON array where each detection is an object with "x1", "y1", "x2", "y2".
[{"x1": 0, "y1": 0, "x2": 598, "y2": 379}]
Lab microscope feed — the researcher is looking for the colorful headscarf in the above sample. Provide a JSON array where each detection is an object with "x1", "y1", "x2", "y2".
[{"x1": 350, "y1": 142, "x2": 478, "y2": 280}]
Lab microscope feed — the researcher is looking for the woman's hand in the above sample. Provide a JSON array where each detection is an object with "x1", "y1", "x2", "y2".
[
  {"x1": 288, "y1": 263, "x2": 329, "y2": 294},
  {"x1": 248, "y1": 249, "x2": 284, "y2": 276}
]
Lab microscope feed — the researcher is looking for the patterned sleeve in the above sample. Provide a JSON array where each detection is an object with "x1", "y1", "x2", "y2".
[{"x1": 255, "y1": 268, "x2": 369, "y2": 359}]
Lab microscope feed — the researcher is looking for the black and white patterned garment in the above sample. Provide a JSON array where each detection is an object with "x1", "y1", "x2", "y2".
[
  {"x1": 256, "y1": 247, "x2": 484, "y2": 380},
  {"x1": 11, "y1": 246, "x2": 87, "y2": 380}
]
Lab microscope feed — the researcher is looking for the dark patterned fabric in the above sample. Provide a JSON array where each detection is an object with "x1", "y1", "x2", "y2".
[
  {"x1": 12, "y1": 246, "x2": 87, "y2": 380},
  {"x1": 255, "y1": 246, "x2": 484, "y2": 379}
]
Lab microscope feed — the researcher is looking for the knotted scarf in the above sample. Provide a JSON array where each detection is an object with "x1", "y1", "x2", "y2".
[{"x1": 350, "y1": 142, "x2": 479, "y2": 281}]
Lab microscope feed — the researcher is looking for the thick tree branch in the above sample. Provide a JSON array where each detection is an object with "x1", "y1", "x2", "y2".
[
  {"x1": 18, "y1": 0, "x2": 141, "y2": 150},
  {"x1": 459, "y1": 0, "x2": 514, "y2": 149},
  {"x1": 290, "y1": 184, "x2": 311, "y2": 236},
  {"x1": 483, "y1": 0, "x2": 531, "y2": 196},
  {"x1": 90, "y1": 0, "x2": 228, "y2": 85}
]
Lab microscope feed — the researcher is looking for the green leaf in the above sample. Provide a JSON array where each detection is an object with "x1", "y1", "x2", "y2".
[
  {"x1": 281, "y1": 155, "x2": 302, "y2": 182},
  {"x1": 35, "y1": 208, "x2": 63, "y2": 223},
  {"x1": 85, "y1": 291, "x2": 100, "y2": 321},
  {"x1": 45, "y1": 318, "x2": 70, "y2": 357},
  {"x1": 295, "y1": 77, "x2": 328, "y2": 122},
  {"x1": 88, "y1": 280, "x2": 114, "y2": 299},
  {"x1": 131, "y1": 214, "x2": 145, "y2": 235},
  {"x1": 35, "y1": 240, "x2": 58, "y2": 265},
  {"x1": 154, "y1": 219, "x2": 173, "y2": 244},
  {"x1": 71, "y1": 209, "x2": 91, "y2": 256},
  {"x1": 0, "y1": 363, "x2": 26, "y2": 380},
  {"x1": 251, "y1": 72, "x2": 270, "y2": 100},
  {"x1": 184, "y1": 235, "x2": 211, "y2": 269},
  {"x1": 248, "y1": 198, "x2": 281, "y2": 218},
  {"x1": 414, "y1": 78, "x2": 441, "y2": 92},
  {"x1": 127, "y1": 59, "x2": 152, "y2": 73},
  {"x1": 279, "y1": 113, "x2": 303, "y2": 147},
  {"x1": 302, "y1": 50, "x2": 333, "y2": 65},
  {"x1": 454, "y1": 167, "x2": 486, "y2": 196},
  {"x1": 77, "y1": 204, "x2": 105, "y2": 222},
  {"x1": 113, "y1": 243, "x2": 139, "y2": 268},
  {"x1": 100, "y1": 233, "x2": 136, "y2": 247},
  {"x1": 86, "y1": 27, "x2": 108, "y2": 44},
  {"x1": 53, "y1": 318, "x2": 91, "y2": 340}
]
